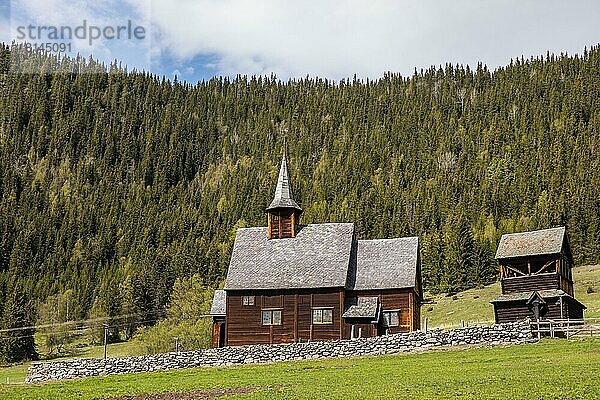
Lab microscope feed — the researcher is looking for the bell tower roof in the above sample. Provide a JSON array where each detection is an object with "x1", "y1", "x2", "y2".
[{"x1": 266, "y1": 152, "x2": 302, "y2": 212}]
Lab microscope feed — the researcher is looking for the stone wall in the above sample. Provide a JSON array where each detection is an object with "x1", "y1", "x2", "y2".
[{"x1": 26, "y1": 322, "x2": 533, "y2": 383}]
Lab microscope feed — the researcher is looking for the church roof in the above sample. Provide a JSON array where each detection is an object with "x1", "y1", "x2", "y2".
[
  {"x1": 266, "y1": 154, "x2": 302, "y2": 211},
  {"x1": 495, "y1": 227, "x2": 566, "y2": 260},
  {"x1": 347, "y1": 237, "x2": 419, "y2": 291},
  {"x1": 210, "y1": 290, "x2": 226, "y2": 316},
  {"x1": 223, "y1": 223, "x2": 419, "y2": 291},
  {"x1": 343, "y1": 297, "x2": 380, "y2": 320},
  {"x1": 224, "y1": 223, "x2": 354, "y2": 290}
]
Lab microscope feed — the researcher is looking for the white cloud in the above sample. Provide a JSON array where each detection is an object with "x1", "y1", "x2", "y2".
[
  {"x1": 9, "y1": 0, "x2": 153, "y2": 70},
  {"x1": 7, "y1": 0, "x2": 600, "y2": 80},
  {"x1": 145, "y1": 0, "x2": 600, "y2": 79}
]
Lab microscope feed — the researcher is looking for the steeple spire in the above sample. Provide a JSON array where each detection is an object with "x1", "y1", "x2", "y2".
[
  {"x1": 266, "y1": 151, "x2": 302, "y2": 211},
  {"x1": 266, "y1": 147, "x2": 302, "y2": 239}
]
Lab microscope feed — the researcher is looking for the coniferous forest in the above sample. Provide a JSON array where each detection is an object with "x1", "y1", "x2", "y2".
[{"x1": 0, "y1": 43, "x2": 599, "y2": 361}]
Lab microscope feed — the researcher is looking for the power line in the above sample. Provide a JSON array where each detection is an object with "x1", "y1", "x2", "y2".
[
  {"x1": 0, "y1": 309, "x2": 168, "y2": 334},
  {"x1": 0, "y1": 315, "x2": 212, "y2": 341},
  {"x1": 0, "y1": 318, "x2": 162, "y2": 341},
  {"x1": 0, "y1": 313, "x2": 213, "y2": 338}
]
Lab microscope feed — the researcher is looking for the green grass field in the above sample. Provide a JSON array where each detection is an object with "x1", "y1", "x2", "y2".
[
  {"x1": 422, "y1": 264, "x2": 600, "y2": 328},
  {"x1": 1, "y1": 338, "x2": 599, "y2": 400}
]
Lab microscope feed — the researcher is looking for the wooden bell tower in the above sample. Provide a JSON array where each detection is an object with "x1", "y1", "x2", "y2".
[{"x1": 266, "y1": 151, "x2": 302, "y2": 239}]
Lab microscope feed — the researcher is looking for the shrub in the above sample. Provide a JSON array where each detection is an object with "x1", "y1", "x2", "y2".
[{"x1": 133, "y1": 274, "x2": 215, "y2": 354}]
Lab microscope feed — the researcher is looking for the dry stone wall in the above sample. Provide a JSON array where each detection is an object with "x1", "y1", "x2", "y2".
[{"x1": 26, "y1": 322, "x2": 533, "y2": 383}]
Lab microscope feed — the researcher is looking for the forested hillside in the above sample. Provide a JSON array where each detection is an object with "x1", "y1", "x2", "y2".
[{"x1": 0, "y1": 44, "x2": 599, "y2": 357}]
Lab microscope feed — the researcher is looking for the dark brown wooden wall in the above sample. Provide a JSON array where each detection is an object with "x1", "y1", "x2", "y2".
[
  {"x1": 345, "y1": 322, "x2": 376, "y2": 338},
  {"x1": 345, "y1": 289, "x2": 420, "y2": 336},
  {"x1": 224, "y1": 288, "x2": 421, "y2": 346},
  {"x1": 494, "y1": 297, "x2": 584, "y2": 324},
  {"x1": 494, "y1": 302, "x2": 530, "y2": 323},
  {"x1": 225, "y1": 290, "x2": 343, "y2": 346},
  {"x1": 563, "y1": 297, "x2": 585, "y2": 320},
  {"x1": 560, "y1": 277, "x2": 574, "y2": 297},
  {"x1": 501, "y1": 274, "x2": 559, "y2": 294},
  {"x1": 412, "y1": 292, "x2": 421, "y2": 331},
  {"x1": 211, "y1": 319, "x2": 225, "y2": 348}
]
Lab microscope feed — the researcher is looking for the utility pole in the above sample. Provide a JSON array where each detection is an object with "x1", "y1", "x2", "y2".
[
  {"x1": 103, "y1": 323, "x2": 109, "y2": 360},
  {"x1": 173, "y1": 337, "x2": 180, "y2": 354}
]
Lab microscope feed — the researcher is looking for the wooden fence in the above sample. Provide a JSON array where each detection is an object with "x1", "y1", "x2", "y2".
[{"x1": 529, "y1": 318, "x2": 600, "y2": 339}]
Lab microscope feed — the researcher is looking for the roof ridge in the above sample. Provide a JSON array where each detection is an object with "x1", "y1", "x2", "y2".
[
  {"x1": 358, "y1": 236, "x2": 418, "y2": 242},
  {"x1": 501, "y1": 226, "x2": 565, "y2": 237}
]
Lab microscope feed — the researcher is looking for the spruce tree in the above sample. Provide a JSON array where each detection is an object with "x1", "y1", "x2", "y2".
[{"x1": 0, "y1": 279, "x2": 38, "y2": 363}]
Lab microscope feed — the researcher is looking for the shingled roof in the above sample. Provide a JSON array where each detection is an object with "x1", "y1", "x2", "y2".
[
  {"x1": 343, "y1": 297, "x2": 380, "y2": 320},
  {"x1": 347, "y1": 237, "x2": 419, "y2": 290},
  {"x1": 224, "y1": 223, "x2": 354, "y2": 290},
  {"x1": 495, "y1": 227, "x2": 566, "y2": 260},
  {"x1": 210, "y1": 290, "x2": 226, "y2": 316},
  {"x1": 266, "y1": 154, "x2": 302, "y2": 211},
  {"x1": 491, "y1": 289, "x2": 586, "y2": 309}
]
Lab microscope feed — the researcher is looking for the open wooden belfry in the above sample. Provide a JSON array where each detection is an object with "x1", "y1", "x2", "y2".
[{"x1": 491, "y1": 227, "x2": 586, "y2": 324}]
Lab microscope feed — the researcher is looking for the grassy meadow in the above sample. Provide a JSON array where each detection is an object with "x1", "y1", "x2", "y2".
[{"x1": 0, "y1": 338, "x2": 599, "y2": 400}]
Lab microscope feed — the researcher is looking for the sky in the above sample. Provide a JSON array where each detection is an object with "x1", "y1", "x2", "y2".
[{"x1": 2, "y1": 0, "x2": 600, "y2": 83}]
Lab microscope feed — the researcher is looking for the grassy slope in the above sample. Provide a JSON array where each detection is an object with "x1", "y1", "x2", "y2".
[
  {"x1": 422, "y1": 264, "x2": 600, "y2": 328},
  {"x1": 1, "y1": 338, "x2": 599, "y2": 400},
  {"x1": 573, "y1": 264, "x2": 600, "y2": 318}
]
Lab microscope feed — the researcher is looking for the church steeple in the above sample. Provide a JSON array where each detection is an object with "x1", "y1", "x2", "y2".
[{"x1": 266, "y1": 150, "x2": 302, "y2": 239}]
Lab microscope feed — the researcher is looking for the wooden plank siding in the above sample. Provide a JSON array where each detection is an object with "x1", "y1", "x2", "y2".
[
  {"x1": 501, "y1": 273, "x2": 560, "y2": 294},
  {"x1": 225, "y1": 288, "x2": 421, "y2": 346},
  {"x1": 345, "y1": 288, "x2": 420, "y2": 337},
  {"x1": 225, "y1": 289, "x2": 344, "y2": 346},
  {"x1": 559, "y1": 277, "x2": 574, "y2": 297},
  {"x1": 345, "y1": 322, "x2": 377, "y2": 339},
  {"x1": 211, "y1": 318, "x2": 225, "y2": 348},
  {"x1": 563, "y1": 297, "x2": 586, "y2": 319},
  {"x1": 494, "y1": 297, "x2": 584, "y2": 324},
  {"x1": 494, "y1": 302, "x2": 533, "y2": 323},
  {"x1": 411, "y1": 291, "x2": 421, "y2": 332},
  {"x1": 267, "y1": 210, "x2": 297, "y2": 239}
]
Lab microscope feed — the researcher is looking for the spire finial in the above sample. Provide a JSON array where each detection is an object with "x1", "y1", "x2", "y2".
[{"x1": 279, "y1": 122, "x2": 288, "y2": 159}]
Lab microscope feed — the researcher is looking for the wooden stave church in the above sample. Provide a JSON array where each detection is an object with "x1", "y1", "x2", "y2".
[
  {"x1": 210, "y1": 152, "x2": 422, "y2": 347},
  {"x1": 490, "y1": 226, "x2": 586, "y2": 324}
]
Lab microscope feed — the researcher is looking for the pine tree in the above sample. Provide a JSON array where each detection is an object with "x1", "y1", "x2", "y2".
[{"x1": 0, "y1": 279, "x2": 38, "y2": 363}]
